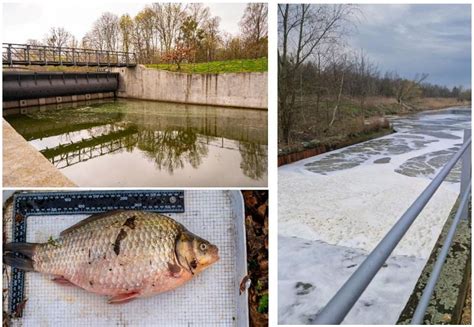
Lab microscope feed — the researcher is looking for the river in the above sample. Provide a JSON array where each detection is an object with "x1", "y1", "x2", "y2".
[
  {"x1": 278, "y1": 107, "x2": 471, "y2": 324},
  {"x1": 4, "y1": 99, "x2": 267, "y2": 187}
]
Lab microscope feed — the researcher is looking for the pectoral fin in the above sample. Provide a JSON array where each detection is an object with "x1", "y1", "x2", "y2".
[{"x1": 107, "y1": 291, "x2": 140, "y2": 304}]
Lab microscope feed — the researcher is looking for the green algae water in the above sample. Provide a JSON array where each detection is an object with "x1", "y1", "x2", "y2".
[{"x1": 4, "y1": 99, "x2": 268, "y2": 187}]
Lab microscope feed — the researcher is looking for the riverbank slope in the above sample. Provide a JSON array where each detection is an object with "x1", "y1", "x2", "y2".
[{"x1": 279, "y1": 96, "x2": 470, "y2": 166}]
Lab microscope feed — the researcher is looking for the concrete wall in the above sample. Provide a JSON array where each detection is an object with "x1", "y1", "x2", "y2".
[{"x1": 112, "y1": 65, "x2": 267, "y2": 109}]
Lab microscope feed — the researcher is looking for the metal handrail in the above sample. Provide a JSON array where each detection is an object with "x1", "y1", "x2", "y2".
[
  {"x1": 313, "y1": 132, "x2": 472, "y2": 324},
  {"x1": 411, "y1": 180, "x2": 471, "y2": 324},
  {"x1": 2, "y1": 43, "x2": 137, "y2": 67},
  {"x1": 2, "y1": 43, "x2": 134, "y2": 55}
]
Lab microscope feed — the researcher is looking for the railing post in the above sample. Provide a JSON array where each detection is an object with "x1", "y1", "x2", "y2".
[
  {"x1": 26, "y1": 45, "x2": 30, "y2": 65},
  {"x1": 460, "y1": 128, "x2": 471, "y2": 219},
  {"x1": 44, "y1": 46, "x2": 47, "y2": 65},
  {"x1": 8, "y1": 43, "x2": 12, "y2": 66}
]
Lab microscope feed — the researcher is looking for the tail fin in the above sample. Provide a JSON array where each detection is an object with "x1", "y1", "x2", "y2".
[{"x1": 3, "y1": 242, "x2": 39, "y2": 272}]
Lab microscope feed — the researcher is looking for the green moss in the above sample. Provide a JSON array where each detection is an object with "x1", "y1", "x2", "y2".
[
  {"x1": 257, "y1": 294, "x2": 269, "y2": 313},
  {"x1": 47, "y1": 236, "x2": 60, "y2": 247}
]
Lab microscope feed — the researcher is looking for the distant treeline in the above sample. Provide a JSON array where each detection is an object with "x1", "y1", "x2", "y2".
[
  {"x1": 27, "y1": 3, "x2": 268, "y2": 65},
  {"x1": 297, "y1": 59, "x2": 471, "y2": 103}
]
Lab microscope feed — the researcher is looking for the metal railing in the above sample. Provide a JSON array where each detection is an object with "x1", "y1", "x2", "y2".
[
  {"x1": 313, "y1": 129, "x2": 472, "y2": 324},
  {"x1": 2, "y1": 43, "x2": 137, "y2": 67}
]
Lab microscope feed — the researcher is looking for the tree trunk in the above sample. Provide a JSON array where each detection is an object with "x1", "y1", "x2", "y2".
[{"x1": 329, "y1": 72, "x2": 345, "y2": 127}]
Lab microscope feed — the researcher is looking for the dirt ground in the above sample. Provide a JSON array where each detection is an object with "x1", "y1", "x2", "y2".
[{"x1": 242, "y1": 191, "x2": 268, "y2": 327}]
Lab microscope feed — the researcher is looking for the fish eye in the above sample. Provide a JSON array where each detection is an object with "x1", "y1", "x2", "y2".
[{"x1": 199, "y1": 243, "x2": 208, "y2": 251}]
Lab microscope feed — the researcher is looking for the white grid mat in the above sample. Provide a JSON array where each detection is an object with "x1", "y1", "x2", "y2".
[{"x1": 5, "y1": 191, "x2": 241, "y2": 327}]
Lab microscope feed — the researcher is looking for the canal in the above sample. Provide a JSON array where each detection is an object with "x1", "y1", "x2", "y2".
[
  {"x1": 278, "y1": 108, "x2": 471, "y2": 324},
  {"x1": 4, "y1": 99, "x2": 267, "y2": 187}
]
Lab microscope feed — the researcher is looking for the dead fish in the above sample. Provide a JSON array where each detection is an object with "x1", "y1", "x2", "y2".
[{"x1": 3, "y1": 210, "x2": 219, "y2": 304}]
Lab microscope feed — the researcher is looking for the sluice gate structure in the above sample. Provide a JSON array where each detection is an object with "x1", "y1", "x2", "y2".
[
  {"x1": 2, "y1": 43, "x2": 137, "y2": 109},
  {"x1": 3, "y1": 71, "x2": 119, "y2": 108}
]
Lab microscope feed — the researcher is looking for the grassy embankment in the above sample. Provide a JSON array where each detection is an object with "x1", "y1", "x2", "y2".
[
  {"x1": 4, "y1": 57, "x2": 268, "y2": 74},
  {"x1": 146, "y1": 57, "x2": 268, "y2": 74},
  {"x1": 279, "y1": 96, "x2": 471, "y2": 164}
]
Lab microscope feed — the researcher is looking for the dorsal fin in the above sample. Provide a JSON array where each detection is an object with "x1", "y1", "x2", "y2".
[{"x1": 60, "y1": 210, "x2": 128, "y2": 237}]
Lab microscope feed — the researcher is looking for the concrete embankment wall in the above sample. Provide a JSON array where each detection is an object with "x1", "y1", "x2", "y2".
[
  {"x1": 3, "y1": 119, "x2": 75, "y2": 187},
  {"x1": 112, "y1": 65, "x2": 267, "y2": 109}
]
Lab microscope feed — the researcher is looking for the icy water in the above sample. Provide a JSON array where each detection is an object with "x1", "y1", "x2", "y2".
[
  {"x1": 4, "y1": 99, "x2": 267, "y2": 187},
  {"x1": 279, "y1": 107, "x2": 471, "y2": 324}
]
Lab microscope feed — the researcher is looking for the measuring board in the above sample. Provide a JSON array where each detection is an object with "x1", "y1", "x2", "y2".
[{"x1": 8, "y1": 190, "x2": 185, "y2": 317}]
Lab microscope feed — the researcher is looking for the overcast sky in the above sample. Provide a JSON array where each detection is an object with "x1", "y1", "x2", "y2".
[
  {"x1": 2, "y1": 2, "x2": 246, "y2": 43},
  {"x1": 350, "y1": 4, "x2": 471, "y2": 88}
]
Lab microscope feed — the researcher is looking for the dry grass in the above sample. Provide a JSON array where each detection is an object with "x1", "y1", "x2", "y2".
[{"x1": 413, "y1": 97, "x2": 468, "y2": 110}]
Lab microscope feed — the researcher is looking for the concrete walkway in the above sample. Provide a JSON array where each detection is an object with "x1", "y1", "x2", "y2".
[{"x1": 3, "y1": 119, "x2": 76, "y2": 187}]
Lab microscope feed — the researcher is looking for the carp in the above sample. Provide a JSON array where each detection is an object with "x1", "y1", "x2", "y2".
[{"x1": 4, "y1": 210, "x2": 219, "y2": 303}]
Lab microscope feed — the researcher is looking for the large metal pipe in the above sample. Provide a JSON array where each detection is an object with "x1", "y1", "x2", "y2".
[{"x1": 2, "y1": 71, "x2": 119, "y2": 101}]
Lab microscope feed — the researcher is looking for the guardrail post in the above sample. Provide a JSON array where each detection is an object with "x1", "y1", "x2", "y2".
[{"x1": 460, "y1": 128, "x2": 471, "y2": 219}]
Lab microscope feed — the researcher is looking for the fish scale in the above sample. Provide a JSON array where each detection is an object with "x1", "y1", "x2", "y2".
[
  {"x1": 33, "y1": 211, "x2": 181, "y2": 294},
  {"x1": 5, "y1": 209, "x2": 219, "y2": 307},
  {"x1": 7, "y1": 190, "x2": 186, "y2": 316}
]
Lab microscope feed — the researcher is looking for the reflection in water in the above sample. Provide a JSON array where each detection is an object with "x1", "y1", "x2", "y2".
[
  {"x1": 4, "y1": 99, "x2": 268, "y2": 186},
  {"x1": 240, "y1": 141, "x2": 268, "y2": 180},
  {"x1": 137, "y1": 128, "x2": 209, "y2": 173}
]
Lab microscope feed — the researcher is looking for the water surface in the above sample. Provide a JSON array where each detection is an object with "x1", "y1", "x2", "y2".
[{"x1": 4, "y1": 99, "x2": 267, "y2": 187}]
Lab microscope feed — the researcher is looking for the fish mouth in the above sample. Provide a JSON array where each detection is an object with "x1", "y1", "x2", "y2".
[
  {"x1": 209, "y1": 244, "x2": 219, "y2": 261},
  {"x1": 209, "y1": 245, "x2": 220, "y2": 261}
]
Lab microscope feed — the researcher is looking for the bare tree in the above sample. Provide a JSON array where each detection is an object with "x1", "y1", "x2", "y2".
[
  {"x1": 68, "y1": 36, "x2": 79, "y2": 48},
  {"x1": 26, "y1": 39, "x2": 43, "y2": 46},
  {"x1": 395, "y1": 73, "x2": 429, "y2": 107},
  {"x1": 185, "y1": 3, "x2": 210, "y2": 28},
  {"x1": 153, "y1": 3, "x2": 185, "y2": 53},
  {"x1": 134, "y1": 7, "x2": 156, "y2": 63},
  {"x1": 278, "y1": 4, "x2": 356, "y2": 144},
  {"x1": 90, "y1": 12, "x2": 120, "y2": 51},
  {"x1": 202, "y1": 17, "x2": 221, "y2": 61},
  {"x1": 44, "y1": 27, "x2": 72, "y2": 48},
  {"x1": 119, "y1": 14, "x2": 134, "y2": 53},
  {"x1": 240, "y1": 3, "x2": 268, "y2": 58}
]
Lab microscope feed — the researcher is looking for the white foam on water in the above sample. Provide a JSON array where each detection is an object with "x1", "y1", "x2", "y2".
[{"x1": 278, "y1": 109, "x2": 470, "y2": 324}]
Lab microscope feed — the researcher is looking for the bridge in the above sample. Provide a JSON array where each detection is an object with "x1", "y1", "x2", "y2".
[{"x1": 2, "y1": 43, "x2": 137, "y2": 67}]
